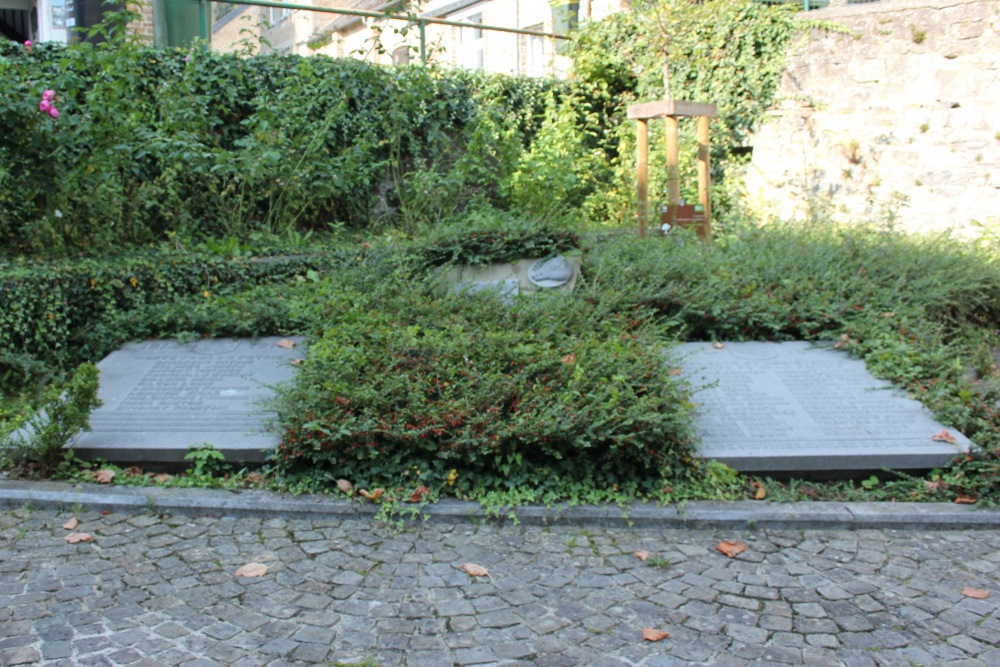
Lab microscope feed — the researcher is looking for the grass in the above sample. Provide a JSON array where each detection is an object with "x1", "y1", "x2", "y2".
[{"x1": 3, "y1": 216, "x2": 999, "y2": 505}]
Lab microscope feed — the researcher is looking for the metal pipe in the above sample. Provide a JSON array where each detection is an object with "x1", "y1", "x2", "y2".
[{"x1": 211, "y1": 0, "x2": 571, "y2": 41}]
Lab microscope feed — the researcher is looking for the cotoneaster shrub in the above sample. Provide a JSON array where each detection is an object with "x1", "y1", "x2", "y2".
[{"x1": 272, "y1": 276, "x2": 696, "y2": 494}]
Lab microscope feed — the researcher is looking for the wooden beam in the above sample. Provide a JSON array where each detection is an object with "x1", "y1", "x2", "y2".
[
  {"x1": 697, "y1": 115, "x2": 712, "y2": 240},
  {"x1": 664, "y1": 115, "x2": 680, "y2": 207},
  {"x1": 636, "y1": 119, "x2": 649, "y2": 238},
  {"x1": 627, "y1": 99, "x2": 718, "y2": 120}
]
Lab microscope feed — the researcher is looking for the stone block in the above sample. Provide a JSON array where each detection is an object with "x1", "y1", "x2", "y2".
[
  {"x1": 69, "y1": 337, "x2": 304, "y2": 464},
  {"x1": 676, "y1": 341, "x2": 971, "y2": 473}
]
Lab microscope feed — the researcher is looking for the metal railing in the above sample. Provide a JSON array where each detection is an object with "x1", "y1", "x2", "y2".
[{"x1": 208, "y1": 0, "x2": 571, "y2": 65}]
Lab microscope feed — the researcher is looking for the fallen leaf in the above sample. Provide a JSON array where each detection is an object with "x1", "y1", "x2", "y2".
[
  {"x1": 753, "y1": 481, "x2": 767, "y2": 500},
  {"x1": 126, "y1": 466, "x2": 143, "y2": 476},
  {"x1": 94, "y1": 469, "x2": 115, "y2": 484},
  {"x1": 336, "y1": 479, "x2": 354, "y2": 495},
  {"x1": 881, "y1": 311, "x2": 896, "y2": 318},
  {"x1": 961, "y1": 587, "x2": 990, "y2": 599},
  {"x1": 446, "y1": 469, "x2": 458, "y2": 487},
  {"x1": 62, "y1": 517, "x2": 78, "y2": 531},
  {"x1": 358, "y1": 488, "x2": 384, "y2": 501},
  {"x1": 931, "y1": 430, "x2": 957, "y2": 444},
  {"x1": 954, "y1": 496, "x2": 977, "y2": 504},
  {"x1": 361, "y1": 242, "x2": 372, "y2": 249},
  {"x1": 669, "y1": 368, "x2": 682, "y2": 376},
  {"x1": 100, "y1": 510, "x2": 112, "y2": 516},
  {"x1": 924, "y1": 479, "x2": 947, "y2": 492},
  {"x1": 245, "y1": 472, "x2": 263, "y2": 485},
  {"x1": 64, "y1": 532, "x2": 94, "y2": 544},
  {"x1": 235, "y1": 562, "x2": 268, "y2": 578},
  {"x1": 276, "y1": 339, "x2": 296, "y2": 349},
  {"x1": 642, "y1": 628, "x2": 670, "y2": 642},
  {"x1": 561, "y1": 353, "x2": 576, "y2": 365},
  {"x1": 712, "y1": 342, "x2": 725, "y2": 349},
  {"x1": 290, "y1": 359, "x2": 303, "y2": 367},
  {"x1": 152, "y1": 473, "x2": 173, "y2": 484},
  {"x1": 458, "y1": 563, "x2": 489, "y2": 577},
  {"x1": 833, "y1": 333, "x2": 852, "y2": 350},
  {"x1": 716, "y1": 541, "x2": 748, "y2": 558},
  {"x1": 634, "y1": 550, "x2": 650, "y2": 562},
  {"x1": 335, "y1": 396, "x2": 350, "y2": 406},
  {"x1": 407, "y1": 485, "x2": 431, "y2": 503}
]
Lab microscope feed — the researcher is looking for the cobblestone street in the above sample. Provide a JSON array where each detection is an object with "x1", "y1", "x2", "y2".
[{"x1": 1, "y1": 504, "x2": 999, "y2": 666}]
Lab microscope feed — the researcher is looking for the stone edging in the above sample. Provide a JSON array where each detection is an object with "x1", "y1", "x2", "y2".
[{"x1": 2, "y1": 480, "x2": 999, "y2": 530}]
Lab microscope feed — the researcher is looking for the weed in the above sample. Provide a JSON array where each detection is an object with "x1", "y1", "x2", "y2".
[{"x1": 909, "y1": 25, "x2": 927, "y2": 44}]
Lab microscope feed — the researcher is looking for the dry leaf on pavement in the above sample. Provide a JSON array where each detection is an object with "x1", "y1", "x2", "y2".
[
  {"x1": 753, "y1": 481, "x2": 767, "y2": 500},
  {"x1": 152, "y1": 473, "x2": 173, "y2": 484},
  {"x1": 954, "y1": 496, "x2": 977, "y2": 505},
  {"x1": 336, "y1": 479, "x2": 354, "y2": 495},
  {"x1": 235, "y1": 562, "x2": 268, "y2": 578},
  {"x1": 62, "y1": 517, "x2": 79, "y2": 531},
  {"x1": 407, "y1": 485, "x2": 431, "y2": 503},
  {"x1": 276, "y1": 339, "x2": 296, "y2": 349},
  {"x1": 458, "y1": 563, "x2": 489, "y2": 577},
  {"x1": 712, "y1": 342, "x2": 725, "y2": 349},
  {"x1": 64, "y1": 533, "x2": 94, "y2": 544},
  {"x1": 94, "y1": 469, "x2": 115, "y2": 484},
  {"x1": 634, "y1": 550, "x2": 650, "y2": 562},
  {"x1": 716, "y1": 541, "x2": 748, "y2": 558},
  {"x1": 642, "y1": 628, "x2": 670, "y2": 642},
  {"x1": 931, "y1": 430, "x2": 957, "y2": 444},
  {"x1": 961, "y1": 587, "x2": 990, "y2": 599},
  {"x1": 358, "y1": 488, "x2": 384, "y2": 501}
]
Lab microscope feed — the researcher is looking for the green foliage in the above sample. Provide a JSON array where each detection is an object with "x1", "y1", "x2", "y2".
[
  {"x1": 585, "y1": 221, "x2": 1000, "y2": 501},
  {"x1": 570, "y1": 0, "x2": 805, "y2": 219},
  {"x1": 418, "y1": 209, "x2": 580, "y2": 267},
  {"x1": 272, "y1": 274, "x2": 696, "y2": 494},
  {"x1": 0, "y1": 245, "x2": 348, "y2": 387},
  {"x1": 2, "y1": 363, "x2": 101, "y2": 470},
  {"x1": 0, "y1": 17, "x2": 565, "y2": 255},
  {"x1": 184, "y1": 444, "x2": 230, "y2": 479}
]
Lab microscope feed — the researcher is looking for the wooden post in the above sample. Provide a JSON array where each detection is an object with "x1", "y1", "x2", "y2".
[
  {"x1": 696, "y1": 115, "x2": 712, "y2": 239},
  {"x1": 636, "y1": 118, "x2": 649, "y2": 238},
  {"x1": 664, "y1": 115, "x2": 680, "y2": 207}
]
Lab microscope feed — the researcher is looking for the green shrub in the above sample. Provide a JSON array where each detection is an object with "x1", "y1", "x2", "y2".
[
  {"x1": 0, "y1": 28, "x2": 566, "y2": 255},
  {"x1": 2, "y1": 362, "x2": 100, "y2": 470},
  {"x1": 418, "y1": 209, "x2": 580, "y2": 267},
  {"x1": 0, "y1": 246, "x2": 354, "y2": 385},
  {"x1": 272, "y1": 278, "x2": 695, "y2": 493}
]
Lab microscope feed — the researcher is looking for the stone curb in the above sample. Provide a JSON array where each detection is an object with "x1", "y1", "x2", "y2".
[{"x1": 1, "y1": 480, "x2": 999, "y2": 530}]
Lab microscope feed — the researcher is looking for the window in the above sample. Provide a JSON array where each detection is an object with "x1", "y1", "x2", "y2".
[
  {"x1": 524, "y1": 24, "x2": 544, "y2": 77},
  {"x1": 392, "y1": 45, "x2": 411, "y2": 65},
  {"x1": 460, "y1": 13, "x2": 483, "y2": 70},
  {"x1": 269, "y1": 6, "x2": 291, "y2": 26}
]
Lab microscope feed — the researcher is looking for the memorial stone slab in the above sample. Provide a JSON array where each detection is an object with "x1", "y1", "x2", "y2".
[
  {"x1": 675, "y1": 341, "x2": 972, "y2": 473},
  {"x1": 528, "y1": 256, "x2": 574, "y2": 288},
  {"x1": 70, "y1": 337, "x2": 304, "y2": 464}
]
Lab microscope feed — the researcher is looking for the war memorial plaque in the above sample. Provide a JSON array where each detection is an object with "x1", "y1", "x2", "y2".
[
  {"x1": 71, "y1": 337, "x2": 304, "y2": 463},
  {"x1": 676, "y1": 341, "x2": 972, "y2": 473}
]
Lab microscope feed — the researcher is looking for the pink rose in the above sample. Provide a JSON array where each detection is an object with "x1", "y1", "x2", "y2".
[
  {"x1": 39, "y1": 100, "x2": 52, "y2": 112},
  {"x1": 43, "y1": 89, "x2": 56, "y2": 101},
  {"x1": 48, "y1": 107, "x2": 59, "y2": 119},
  {"x1": 24, "y1": 40, "x2": 32, "y2": 48}
]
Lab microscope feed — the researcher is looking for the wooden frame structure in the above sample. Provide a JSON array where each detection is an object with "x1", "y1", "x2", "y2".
[{"x1": 627, "y1": 100, "x2": 718, "y2": 239}]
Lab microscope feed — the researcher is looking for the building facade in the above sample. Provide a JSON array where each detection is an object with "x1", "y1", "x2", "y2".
[{"x1": 212, "y1": 0, "x2": 630, "y2": 77}]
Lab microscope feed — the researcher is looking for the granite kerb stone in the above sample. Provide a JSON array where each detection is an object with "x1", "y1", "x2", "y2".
[{"x1": 2, "y1": 480, "x2": 999, "y2": 530}]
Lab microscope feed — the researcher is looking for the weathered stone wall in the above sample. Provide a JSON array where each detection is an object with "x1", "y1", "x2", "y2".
[{"x1": 744, "y1": 0, "x2": 999, "y2": 235}]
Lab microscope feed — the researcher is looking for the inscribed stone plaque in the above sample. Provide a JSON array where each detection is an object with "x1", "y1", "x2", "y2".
[
  {"x1": 70, "y1": 337, "x2": 304, "y2": 464},
  {"x1": 675, "y1": 341, "x2": 972, "y2": 473}
]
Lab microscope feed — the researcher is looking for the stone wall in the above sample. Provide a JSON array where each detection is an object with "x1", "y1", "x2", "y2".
[
  {"x1": 744, "y1": 0, "x2": 999, "y2": 235},
  {"x1": 127, "y1": 1, "x2": 155, "y2": 43}
]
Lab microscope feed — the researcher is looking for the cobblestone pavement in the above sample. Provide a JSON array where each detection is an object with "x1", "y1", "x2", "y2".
[{"x1": 1, "y1": 507, "x2": 999, "y2": 667}]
